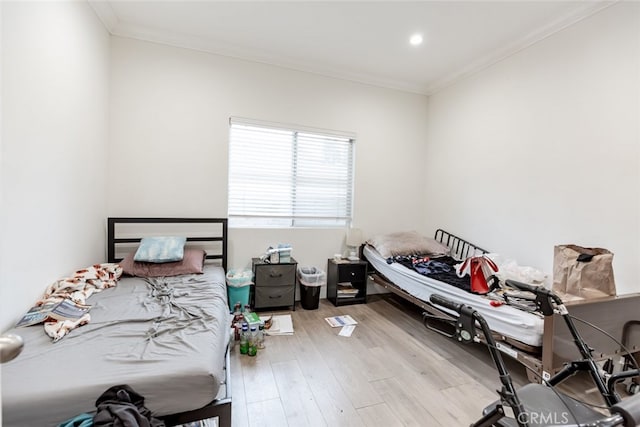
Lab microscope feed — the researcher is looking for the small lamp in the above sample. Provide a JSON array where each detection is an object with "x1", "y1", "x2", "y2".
[{"x1": 345, "y1": 228, "x2": 363, "y2": 261}]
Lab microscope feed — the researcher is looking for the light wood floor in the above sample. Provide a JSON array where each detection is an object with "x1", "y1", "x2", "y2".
[{"x1": 229, "y1": 295, "x2": 534, "y2": 427}]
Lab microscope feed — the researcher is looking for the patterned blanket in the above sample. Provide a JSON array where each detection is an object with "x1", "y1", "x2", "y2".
[
  {"x1": 387, "y1": 255, "x2": 473, "y2": 292},
  {"x1": 38, "y1": 263, "x2": 123, "y2": 341}
]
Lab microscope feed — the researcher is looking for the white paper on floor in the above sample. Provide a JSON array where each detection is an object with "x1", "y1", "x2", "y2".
[
  {"x1": 338, "y1": 325, "x2": 356, "y2": 337},
  {"x1": 260, "y1": 314, "x2": 294, "y2": 335}
]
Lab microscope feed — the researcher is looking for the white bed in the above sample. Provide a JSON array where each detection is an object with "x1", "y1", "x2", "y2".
[
  {"x1": 364, "y1": 229, "x2": 640, "y2": 384},
  {"x1": 364, "y1": 244, "x2": 544, "y2": 347}
]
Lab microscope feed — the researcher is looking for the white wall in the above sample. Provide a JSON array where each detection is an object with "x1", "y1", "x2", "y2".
[
  {"x1": 0, "y1": 1, "x2": 110, "y2": 332},
  {"x1": 0, "y1": 1, "x2": 3, "y2": 421},
  {"x1": 424, "y1": 3, "x2": 640, "y2": 294},
  {"x1": 108, "y1": 37, "x2": 429, "y2": 297}
]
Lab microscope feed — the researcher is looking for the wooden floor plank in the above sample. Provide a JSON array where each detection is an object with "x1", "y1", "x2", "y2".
[
  {"x1": 304, "y1": 314, "x2": 384, "y2": 409},
  {"x1": 271, "y1": 359, "x2": 327, "y2": 427},
  {"x1": 370, "y1": 377, "x2": 444, "y2": 427},
  {"x1": 440, "y1": 381, "x2": 499, "y2": 426},
  {"x1": 246, "y1": 398, "x2": 288, "y2": 427},
  {"x1": 229, "y1": 349, "x2": 250, "y2": 427},
  {"x1": 230, "y1": 295, "x2": 594, "y2": 427},
  {"x1": 241, "y1": 353, "x2": 280, "y2": 404},
  {"x1": 356, "y1": 402, "x2": 405, "y2": 427}
]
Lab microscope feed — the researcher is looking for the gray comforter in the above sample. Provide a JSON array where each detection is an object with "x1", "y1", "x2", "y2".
[{"x1": 1, "y1": 265, "x2": 230, "y2": 427}]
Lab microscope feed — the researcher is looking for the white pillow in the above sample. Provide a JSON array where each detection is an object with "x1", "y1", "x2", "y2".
[{"x1": 367, "y1": 231, "x2": 450, "y2": 258}]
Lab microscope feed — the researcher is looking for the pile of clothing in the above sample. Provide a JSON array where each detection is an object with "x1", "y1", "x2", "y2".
[{"x1": 59, "y1": 385, "x2": 164, "y2": 427}]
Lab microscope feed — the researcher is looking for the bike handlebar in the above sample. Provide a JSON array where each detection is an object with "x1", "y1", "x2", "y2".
[
  {"x1": 505, "y1": 279, "x2": 564, "y2": 309},
  {"x1": 429, "y1": 294, "x2": 463, "y2": 314},
  {"x1": 505, "y1": 279, "x2": 540, "y2": 294}
]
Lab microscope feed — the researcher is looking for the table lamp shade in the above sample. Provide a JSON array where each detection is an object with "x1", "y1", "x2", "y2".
[{"x1": 346, "y1": 228, "x2": 363, "y2": 248}]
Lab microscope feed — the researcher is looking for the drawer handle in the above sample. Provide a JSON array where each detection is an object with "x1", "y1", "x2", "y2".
[
  {"x1": 268, "y1": 295, "x2": 283, "y2": 299},
  {"x1": 269, "y1": 273, "x2": 283, "y2": 278}
]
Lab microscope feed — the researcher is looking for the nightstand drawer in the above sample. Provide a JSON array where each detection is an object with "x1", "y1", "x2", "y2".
[
  {"x1": 255, "y1": 264, "x2": 296, "y2": 286},
  {"x1": 255, "y1": 285, "x2": 295, "y2": 308},
  {"x1": 338, "y1": 264, "x2": 366, "y2": 282}
]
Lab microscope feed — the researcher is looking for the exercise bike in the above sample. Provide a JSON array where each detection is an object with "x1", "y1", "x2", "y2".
[{"x1": 428, "y1": 280, "x2": 640, "y2": 427}]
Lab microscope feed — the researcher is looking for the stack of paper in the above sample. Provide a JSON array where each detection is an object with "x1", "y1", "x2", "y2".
[
  {"x1": 261, "y1": 314, "x2": 294, "y2": 336},
  {"x1": 324, "y1": 315, "x2": 358, "y2": 338},
  {"x1": 324, "y1": 315, "x2": 358, "y2": 328}
]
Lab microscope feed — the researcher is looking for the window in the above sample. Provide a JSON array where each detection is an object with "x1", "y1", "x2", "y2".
[{"x1": 228, "y1": 118, "x2": 355, "y2": 228}]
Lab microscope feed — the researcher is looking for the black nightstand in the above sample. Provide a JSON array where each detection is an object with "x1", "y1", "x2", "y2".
[
  {"x1": 327, "y1": 259, "x2": 368, "y2": 306},
  {"x1": 252, "y1": 258, "x2": 297, "y2": 311}
]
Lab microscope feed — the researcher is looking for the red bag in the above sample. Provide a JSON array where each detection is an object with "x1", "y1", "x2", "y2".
[{"x1": 457, "y1": 256, "x2": 499, "y2": 294}]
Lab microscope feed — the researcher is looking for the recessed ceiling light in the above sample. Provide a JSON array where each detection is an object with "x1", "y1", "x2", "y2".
[{"x1": 409, "y1": 33, "x2": 423, "y2": 46}]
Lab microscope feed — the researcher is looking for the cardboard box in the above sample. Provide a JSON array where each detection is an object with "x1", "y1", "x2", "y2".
[{"x1": 243, "y1": 311, "x2": 261, "y2": 327}]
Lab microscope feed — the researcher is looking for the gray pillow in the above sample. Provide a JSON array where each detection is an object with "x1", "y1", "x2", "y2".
[{"x1": 367, "y1": 231, "x2": 450, "y2": 258}]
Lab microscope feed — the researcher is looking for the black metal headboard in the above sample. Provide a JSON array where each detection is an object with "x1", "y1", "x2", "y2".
[
  {"x1": 434, "y1": 228, "x2": 488, "y2": 260},
  {"x1": 107, "y1": 217, "x2": 228, "y2": 271}
]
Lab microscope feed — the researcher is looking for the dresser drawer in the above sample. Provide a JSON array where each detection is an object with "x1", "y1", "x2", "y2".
[
  {"x1": 255, "y1": 285, "x2": 295, "y2": 308},
  {"x1": 338, "y1": 264, "x2": 366, "y2": 282},
  {"x1": 255, "y1": 264, "x2": 296, "y2": 287}
]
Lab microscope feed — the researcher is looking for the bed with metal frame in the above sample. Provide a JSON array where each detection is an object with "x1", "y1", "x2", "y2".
[
  {"x1": 1, "y1": 218, "x2": 232, "y2": 427},
  {"x1": 364, "y1": 229, "x2": 640, "y2": 386},
  {"x1": 107, "y1": 217, "x2": 232, "y2": 427}
]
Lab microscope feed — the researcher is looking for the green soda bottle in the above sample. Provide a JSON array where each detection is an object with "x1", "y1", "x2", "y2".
[
  {"x1": 248, "y1": 325, "x2": 258, "y2": 357},
  {"x1": 239, "y1": 323, "x2": 249, "y2": 354}
]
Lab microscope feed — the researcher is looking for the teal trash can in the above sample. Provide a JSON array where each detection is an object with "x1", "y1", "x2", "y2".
[{"x1": 226, "y1": 269, "x2": 253, "y2": 310}]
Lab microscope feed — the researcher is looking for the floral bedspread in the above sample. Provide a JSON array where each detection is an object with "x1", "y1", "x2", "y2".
[{"x1": 37, "y1": 263, "x2": 123, "y2": 341}]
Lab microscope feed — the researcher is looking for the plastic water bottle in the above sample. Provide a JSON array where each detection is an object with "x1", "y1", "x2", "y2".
[
  {"x1": 239, "y1": 323, "x2": 249, "y2": 354},
  {"x1": 257, "y1": 322, "x2": 265, "y2": 349},
  {"x1": 248, "y1": 325, "x2": 258, "y2": 356}
]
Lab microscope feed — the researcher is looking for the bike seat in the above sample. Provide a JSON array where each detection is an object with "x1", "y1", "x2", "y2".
[
  {"x1": 612, "y1": 392, "x2": 640, "y2": 427},
  {"x1": 483, "y1": 383, "x2": 604, "y2": 426}
]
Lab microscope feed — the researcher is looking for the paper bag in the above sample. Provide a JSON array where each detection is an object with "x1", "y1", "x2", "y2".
[{"x1": 552, "y1": 244, "x2": 616, "y2": 300}]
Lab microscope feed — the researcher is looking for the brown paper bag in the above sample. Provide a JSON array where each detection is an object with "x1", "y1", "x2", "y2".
[{"x1": 552, "y1": 244, "x2": 616, "y2": 300}]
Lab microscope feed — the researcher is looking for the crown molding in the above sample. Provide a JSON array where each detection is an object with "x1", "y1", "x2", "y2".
[
  {"x1": 87, "y1": 0, "x2": 118, "y2": 33},
  {"x1": 109, "y1": 21, "x2": 429, "y2": 95},
  {"x1": 424, "y1": 0, "x2": 618, "y2": 95},
  {"x1": 88, "y1": 0, "x2": 617, "y2": 97}
]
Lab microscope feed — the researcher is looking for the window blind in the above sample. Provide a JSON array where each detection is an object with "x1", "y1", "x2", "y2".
[{"x1": 228, "y1": 118, "x2": 355, "y2": 228}]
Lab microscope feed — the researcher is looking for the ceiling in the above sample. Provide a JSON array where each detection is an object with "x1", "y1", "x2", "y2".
[{"x1": 89, "y1": 1, "x2": 613, "y2": 95}]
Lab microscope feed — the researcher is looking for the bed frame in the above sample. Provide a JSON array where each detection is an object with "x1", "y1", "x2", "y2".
[
  {"x1": 365, "y1": 229, "x2": 640, "y2": 384},
  {"x1": 107, "y1": 217, "x2": 228, "y2": 270},
  {"x1": 107, "y1": 217, "x2": 231, "y2": 427}
]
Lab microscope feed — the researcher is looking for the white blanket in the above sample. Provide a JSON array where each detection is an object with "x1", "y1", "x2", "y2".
[{"x1": 38, "y1": 263, "x2": 123, "y2": 341}]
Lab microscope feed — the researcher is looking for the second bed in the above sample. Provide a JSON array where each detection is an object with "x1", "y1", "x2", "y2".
[{"x1": 364, "y1": 229, "x2": 640, "y2": 383}]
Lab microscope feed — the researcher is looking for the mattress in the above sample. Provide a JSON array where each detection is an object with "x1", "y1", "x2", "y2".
[
  {"x1": 1, "y1": 265, "x2": 231, "y2": 427},
  {"x1": 364, "y1": 245, "x2": 544, "y2": 347}
]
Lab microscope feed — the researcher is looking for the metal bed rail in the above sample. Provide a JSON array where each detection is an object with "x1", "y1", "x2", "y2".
[{"x1": 434, "y1": 228, "x2": 488, "y2": 260}]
